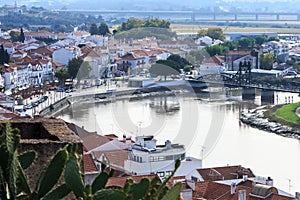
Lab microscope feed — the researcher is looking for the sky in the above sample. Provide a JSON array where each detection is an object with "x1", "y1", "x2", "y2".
[{"x1": 1, "y1": 0, "x2": 300, "y2": 12}]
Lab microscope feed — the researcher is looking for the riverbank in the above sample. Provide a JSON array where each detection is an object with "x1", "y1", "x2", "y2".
[
  {"x1": 40, "y1": 87, "x2": 191, "y2": 117},
  {"x1": 240, "y1": 105, "x2": 300, "y2": 139}
]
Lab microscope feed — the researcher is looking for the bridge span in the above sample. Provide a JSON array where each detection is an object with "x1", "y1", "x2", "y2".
[{"x1": 54, "y1": 9, "x2": 300, "y2": 22}]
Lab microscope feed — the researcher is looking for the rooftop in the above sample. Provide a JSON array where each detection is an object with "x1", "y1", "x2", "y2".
[
  {"x1": 1, "y1": 118, "x2": 82, "y2": 143},
  {"x1": 196, "y1": 165, "x2": 255, "y2": 181}
]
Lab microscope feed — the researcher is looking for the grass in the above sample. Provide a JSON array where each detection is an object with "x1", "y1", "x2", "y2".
[
  {"x1": 264, "y1": 103, "x2": 300, "y2": 131},
  {"x1": 276, "y1": 102, "x2": 300, "y2": 124}
]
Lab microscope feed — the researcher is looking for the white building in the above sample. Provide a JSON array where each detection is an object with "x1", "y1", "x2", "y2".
[
  {"x1": 52, "y1": 46, "x2": 81, "y2": 65},
  {"x1": 124, "y1": 136, "x2": 201, "y2": 179}
]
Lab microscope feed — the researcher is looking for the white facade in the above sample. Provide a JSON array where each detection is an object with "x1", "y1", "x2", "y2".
[
  {"x1": 124, "y1": 136, "x2": 186, "y2": 179},
  {"x1": 16, "y1": 66, "x2": 29, "y2": 87},
  {"x1": 52, "y1": 47, "x2": 81, "y2": 65},
  {"x1": 200, "y1": 64, "x2": 227, "y2": 75}
]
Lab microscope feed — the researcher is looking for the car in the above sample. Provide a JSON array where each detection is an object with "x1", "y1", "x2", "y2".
[
  {"x1": 31, "y1": 101, "x2": 39, "y2": 107},
  {"x1": 23, "y1": 104, "x2": 32, "y2": 109},
  {"x1": 56, "y1": 88, "x2": 65, "y2": 92},
  {"x1": 15, "y1": 108, "x2": 26, "y2": 113},
  {"x1": 42, "y1": 95, "x2": 48, "y2": 101},
  {"x1": 65, "y1": 89, "x2": 73, "y2": 93}
]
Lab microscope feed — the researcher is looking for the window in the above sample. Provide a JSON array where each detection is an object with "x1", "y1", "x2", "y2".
[
  {"x1": 158, "y1": 156, "x2": 165, "y2": 161},
  {"x1": 157, "y1": 172, "x2": 165, "y2": 177},
  {"x1": 166, "y1": 171, "x2": 172, "y2": 177}
]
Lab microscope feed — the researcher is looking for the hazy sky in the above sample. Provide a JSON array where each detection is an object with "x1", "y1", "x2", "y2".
[{"x1": 1, "y1": 0, "x2": 300, "y2": 11}]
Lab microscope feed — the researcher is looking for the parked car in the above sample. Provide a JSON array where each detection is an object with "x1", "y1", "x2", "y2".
[
  {"x1": 15, "y1": 108, "x2": 26, "y2": 113},
  {"x1": 23, "y1": 104, "x2": 32, "y2": 109},
  {"x1": 56, "y1": 88, "x2": 65, "y2": 92},
  {"x1": 31, "y1": 101, "x2": 39, "y2": 107}
]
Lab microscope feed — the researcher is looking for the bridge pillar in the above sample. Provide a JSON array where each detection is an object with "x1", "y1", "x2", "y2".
[
  {"x1": 261, "y1": 89, "x2": 274, "y2": 105},
  {"x1": 255, "y1": 14, "x2": 259, "y2": 21},
  {"x1": 242, "y1": 88, "x2": 256, "y2": 100},
  {"x1": 234, "y1": 14, "x2": 237, "y2": 21},
  {"x1": 213, "y1": 13, "x2": 216, "y2": 21},
  {"x1": 276, "y1": 14, "x2": 280, "y2": 21},
  {"x1": 297, "y1": 15, "x2": 300, "y2": 21}
]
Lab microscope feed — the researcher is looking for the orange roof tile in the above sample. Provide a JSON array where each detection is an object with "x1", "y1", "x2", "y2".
[
  {"x1": 93, "y1": 149, "x2": 128, "y2": 169},
  {"x1": 83, "y1": 154, "x2": 98, "y2": 173},
  {"x1": 82, "y1": 134, "x2": 110, "y2": 152},
  {"x1": 196, "y1": 165, "x2": 255, "y2": 181}
]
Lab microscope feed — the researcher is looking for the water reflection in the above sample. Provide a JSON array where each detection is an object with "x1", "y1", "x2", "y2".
[
  {"x1": 148, "y1": 96, "x2": 180, "y2": 115},
  {"x1": 57, "y1": 91, "x2": 300, "y2": 194}
]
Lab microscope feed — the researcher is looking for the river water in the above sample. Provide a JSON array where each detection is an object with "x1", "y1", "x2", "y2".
[{"x1": 58, "y1": 90, "x2": 300, "y2": 194}]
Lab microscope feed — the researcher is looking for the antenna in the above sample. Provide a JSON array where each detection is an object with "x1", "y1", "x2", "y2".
[
  {"x1": 287, "y1": 178, "x2": 292, "y2": 195},
  {"x1": 200, "y1": 145, "x2": 206, "y2": 160}
]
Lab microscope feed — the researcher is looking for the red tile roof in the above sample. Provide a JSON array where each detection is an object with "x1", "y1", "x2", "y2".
[
  {"x1": 30, "y1": 46, "x2": 53, "y2": 56},
  {"x1": 93, "y1": 149, "x2": 128, "y2": 170},
  {"x1": 193, "y1": 181, "x2": 230, "y2": 200},
  {"x1": 83, "y1": 154, "x2": 98, "y2": 173},
  {"x1": 192, "y1": 181, "x2": 294, "y2": 200},
  {"x1": 196, "y1": 165, "x2": 255, "y2": 181},
  {"x1": 104, "y1": 134, "x2": 119, "y2": 140},
  {"x1": 82, "y1": 134, "x2": 110, "y2": 152}
]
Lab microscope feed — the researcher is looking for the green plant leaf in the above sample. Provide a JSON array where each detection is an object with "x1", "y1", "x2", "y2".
[
  {"x1": 129, "y1": 178, "x2": 150, "y2": 200},
  {"x1": 65, "y1": 154, "x2": 85, "y2": 198},
  {"x1": 91, "y1": 172, "x2": 109, "y2": 194},
  {"x1": 18, "y1": 151, "x2": 36, "y2": 170},
  {"x1": 41, "y1": 184, "x2": 71, "y2": 200},
  {"x1": 93, "y1": 189, "x2": 126, "y2": 200},
  {"x1": 36, "y1": 149, "x2": 68, "y2": 198},
  {"x1": 161, "y1": 182, "x2": 182, "y2": 200},
  {"x1": 16, "y1": 161, "x2": 31, "y2": 195}
]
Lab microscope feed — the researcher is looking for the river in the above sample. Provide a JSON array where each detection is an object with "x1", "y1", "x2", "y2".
[{"x1": 57, "y1": 90, "x2": 300, "y2": 194}]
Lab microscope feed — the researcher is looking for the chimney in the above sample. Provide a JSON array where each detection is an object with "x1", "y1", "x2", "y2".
[
  {"x1": 295, "y1": 192, "x2": 300, "y2": 200},
  {"x1": 243, "y1": 175, "x2": 248, "y2": 182},
  {"x1": 238, "y1": 190, "x2": 247, "y2": 200},
  {"x1": 123, "y1": 134, "x2": 126, "y2": 142},
  {"x1": 125, "y1": 136, "x2": 131, "y2": 145},
  {"x1": 266, "y1": 177, "x2": 273, "y2": 186},
  {"x1": 231, "y1": 183, "x2": 237, "y2": 194}
]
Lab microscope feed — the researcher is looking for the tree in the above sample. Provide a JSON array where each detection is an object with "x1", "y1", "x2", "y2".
[
  {"x1": 207, "y1": 27, "x2": 225, "y2": 41},
  {"x1": 238, "y1": 37, "x2": 255, "y2": 48},
  {"x1": 55, "y1": 68, "x2": 69, "y2": 86},
  {"x1": 9, "y1": 31, "x2": 20, "y2": 42},
  {"x1": 183, "y1": 65, "x2": 191, "y2": 73},
  {"x1": 68, "y1": 58, "x2": 83, "y2": 79},
  {"x1": 204, "y1": 45, "x2": 226, "y2": 56},
  {"x1": 150, "y1": 60, "x2": 181, "y2": 80},
  {"x1": 118, "y1": 18, "x2": 171, "y2": 32},
  {"x1": 186, "y1": 50, "x2": 207, "y2": 66},
  {"x1": 89, "y1": 23, "x2": 98, "y2": 35},
  {"x1": 0, "y1": 45, "x2": 9, "y2": 65},
  {"x1": 167, "y1": 54, "x2": 190, "y2": 68},
  {"x1": 68, "y1": 58, "x2": 91, "y2": 81},
  {"x1": 260, "y1": 53, "x2": 274, "y2": 70},
  {"x1": 255, "y1": 35, "x2": 267, "y2": 46},
  {"x1": 77, "y1": 61, "x2": 92, "y2": 81},
  {"x1": 197, "y1": 28, "x2": 225, "y2": 41},
  {"x1": 268, "y1": 36, "x2": 280, "y2": 42},
  {"x1": 98, "y1": 22, "x2": 110, "y2": 36},
  {"x1": 20, "y1": 28, "x2": 25, "y2": 43},
  {"x1": 222, "y1": 41, "x2": 237, "y2": 50}
]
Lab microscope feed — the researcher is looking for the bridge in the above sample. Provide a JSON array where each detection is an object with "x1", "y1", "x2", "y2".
[{"x1": 54, "y1": 9, "x2": 300, "y2": 22}]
